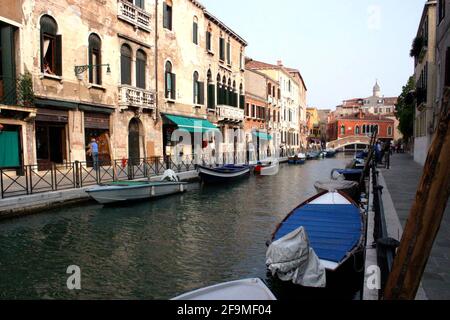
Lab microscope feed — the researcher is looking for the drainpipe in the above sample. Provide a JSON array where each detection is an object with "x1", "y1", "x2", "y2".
[{"x1": 154, "y1": 0, "x2": 159, "y2": 122}]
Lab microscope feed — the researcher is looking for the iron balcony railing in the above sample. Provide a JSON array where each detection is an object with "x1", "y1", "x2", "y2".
[{"x1": 0, "y1": 75, "x2": 35, "y2": 107}]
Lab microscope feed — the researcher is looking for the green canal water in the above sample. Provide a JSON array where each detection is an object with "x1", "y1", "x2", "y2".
[{"x1": 0, "y1": 155, "x2": 363, "y2": 300}]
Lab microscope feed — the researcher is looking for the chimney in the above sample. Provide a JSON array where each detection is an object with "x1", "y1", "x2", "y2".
[{"x1": 277, "y1": 60, "x2": 283, "y2": 67}]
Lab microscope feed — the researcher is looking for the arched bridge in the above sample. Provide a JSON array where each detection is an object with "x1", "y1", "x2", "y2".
[{"x1": 326, "y1": 136, "x2": 371, "y2": 151}]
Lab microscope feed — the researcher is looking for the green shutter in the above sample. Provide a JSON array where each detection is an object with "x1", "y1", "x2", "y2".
[
  {"x1": 208, "y1": 84, "x2": 215, "y2": 109},
  {"x1": 0, "y1": 132, "x2": 20, "y2": 168},
  {"x1": 171, "y1": 73, "x2": 176, "y2": 99},
  {"x1": 1, "y1": 26, "x2": 16, "y2": 105},
  {"x1": 55, "y1": 35, "x2": 62, "y2": 76},
  {"x1": 199, "y1": 82, "x2": 204, "y2": 105}
]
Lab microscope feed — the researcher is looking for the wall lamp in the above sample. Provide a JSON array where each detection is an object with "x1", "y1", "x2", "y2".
[{"x1": 74, "y1": 64, "x2": 111, "y2": 78}]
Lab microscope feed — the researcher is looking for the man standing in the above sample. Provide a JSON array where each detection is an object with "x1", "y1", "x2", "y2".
[{"x1": 90, "y1": 138, "x2": 99, "y2": 171}]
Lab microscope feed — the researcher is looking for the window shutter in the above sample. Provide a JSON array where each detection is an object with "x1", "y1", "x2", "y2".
[
  {"x1": 193, "y1": 22, "x2": 198, "y2": 44},
  {"x1": 171, "y1": 73, "x2": 176, "y2": 99},
  {"x1": 220, "y1": 38, "x2": 225, "y2": 60},
  {"x1": 136, "y1": 59, "x2": 145, "y2": 89},
  {"x1": 234, "y1": 93, "x2": 238, "y2": 107},
  {"x1": 88, "y1": 44, "x2": 93, "y2": 83},
  {"x1": 55, "y1": 35, "x2": 62, "y2": 76},
  {"x1": 227, "y1": 42, "x2": 231, "y2": 64},
  {"x1": 163, "y1": 3, "x2": 168, "y2": 28},
  {"x1": 208, "y1": 84, "x2": 215, "y2": 109},
  {"x1": 199, "y1": 82, "x2": 205, "y2": 105},
  {"x1": 121, "y1": 55, "x2": 131, "y2": 85},
  {"x1": 40, "y1": 31, "x2": 44, "y2": 73},
  {"x1": 206, "y1": 31, "x2": 211, "y2": 51}
]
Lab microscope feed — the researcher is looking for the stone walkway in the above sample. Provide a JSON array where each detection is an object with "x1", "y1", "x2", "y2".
[{"x1": 381, "y1": 153, "x2": 450, "y2": 300}]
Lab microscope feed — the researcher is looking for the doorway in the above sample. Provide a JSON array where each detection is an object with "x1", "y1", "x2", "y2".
[
  {"x1": 128, "y1": 118, "x2": 142, "y2": 165},
  {"x1": 36, "y1": 123, "x2": 66, "y2": 169}
]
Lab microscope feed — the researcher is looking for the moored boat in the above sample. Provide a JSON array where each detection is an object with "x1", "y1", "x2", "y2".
[
  {"x1": 306, "y1": 151, "x2": 320, "y2": 160},
  {"x1": 197, "y1": 164, "x2": 251, "y2": 183},
  {"x1": 172, "y1": 278, "x2": 277, "y2": 300},
  {"x1": 268, "y1": 191, "x2": 364, "y2": 272},
  {"x1": 314, "y1": 180, "x2": 361, "y2": 203},
  {"x1": 324, "y1": 149, "x2": 337, "y2": 158},
  {"x1": 255, "y1": 160, "x2": 279, "y2": 176},
  {"x1": 86, "y1": 180, "x2": 187, "y2": 205},
  {"x1": 288, "y1": 153, "x2": 306, "y2": 165}
]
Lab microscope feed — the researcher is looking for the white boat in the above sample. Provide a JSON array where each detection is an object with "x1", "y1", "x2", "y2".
[
  {"x1": 172, "y1": 278, "x2": 277, "y2": 300},
  {"x1": 255, "y1": 160, "x2": 279, "y2": 176},
  {"x1": 86, "y1": 170, "x2": 187, "y2": 205}
]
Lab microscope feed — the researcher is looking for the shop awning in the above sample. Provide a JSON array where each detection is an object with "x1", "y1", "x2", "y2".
[
  {"x1": 164, "y1": 114, "x2": 219, "y2": 133},
  {"x1": 253, "y1": 131, "x2": 273, "y2": 141}
]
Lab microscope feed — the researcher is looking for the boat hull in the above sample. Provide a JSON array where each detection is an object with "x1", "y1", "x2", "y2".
[
  {"x1": 86, "y1": 182, "x2": 187, "y2": 204},
  {"x1": 288, "y1": 158, "x2": 306, "y2": 165},
  {"x1": 198, "y1": 165, "x2": 251, "y2": 183}
]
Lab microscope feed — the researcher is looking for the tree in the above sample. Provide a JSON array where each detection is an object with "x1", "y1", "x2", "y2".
[{"x1": 395, "y1": 76, "x2": 415, "y2": 142}]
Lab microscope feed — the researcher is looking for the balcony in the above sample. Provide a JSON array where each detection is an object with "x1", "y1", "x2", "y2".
[
  {"x1": 119, "y1": 85, "x2": 156, "y2": 110},
  {"x1": 118, "y1": 1, "x2": 151, "y2": 32},
  {"x1": 217, "y1": 105, "x2": 244, "y2": 123}
]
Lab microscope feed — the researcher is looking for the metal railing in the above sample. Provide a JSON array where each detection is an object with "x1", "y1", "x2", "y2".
[
  {"x1": 0, "y1": 153, "x2": 254, "y2": 199},
  {"x1": 371, "y1": 160, "x2": 399, "y2": 299},
  {"x1": 0, "y1": 75, "x2": 34, "y2": 107}
]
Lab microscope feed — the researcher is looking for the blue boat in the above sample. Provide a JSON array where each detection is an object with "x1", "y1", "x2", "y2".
[
  {"x1": 197, "y1": 165, "x2": 251, "y2": 183},
  {"x1": 288, "y1": 153, "x2": 306, "y2": 165},
  {"x1": 270, "y1": 191, "x2": 364, "y2": 271}
]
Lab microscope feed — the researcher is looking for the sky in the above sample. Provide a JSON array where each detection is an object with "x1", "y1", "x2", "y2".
[{"x1": 200, "y1": 0, "x2": 425, "y2": 110}]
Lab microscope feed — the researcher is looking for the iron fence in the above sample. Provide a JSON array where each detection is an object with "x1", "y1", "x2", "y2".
[
  {"x1": 371, "y1": 160, "x2": 399, "y2": 299},
  {"x1": 0, "y1": 153, "x2": 250, "y2": 199}
]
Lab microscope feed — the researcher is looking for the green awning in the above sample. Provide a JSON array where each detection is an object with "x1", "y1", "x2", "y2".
[
  {"x1": 253, "y1": 132, "x2": 273, "y2": 141},
  {"x1": 165, "y1": 114, "x2": 219, "y2": 133}
]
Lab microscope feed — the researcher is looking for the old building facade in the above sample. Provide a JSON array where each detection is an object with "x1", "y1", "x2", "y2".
[
  {"x1": 157, "y1": 0, "x2": 247, "y2": 163},
  {"x1": 246, "y1": 59, "x2": 305, "y2": 155},
  {"x1": 413, "y1": 0, "x2": 438, "y2": 165},
  {"x1": 436, "y1": 0, "x2": 450, "y2": 121},
  {"x1": 0, "y1": 0, "x2": 159, "y2": 170}
]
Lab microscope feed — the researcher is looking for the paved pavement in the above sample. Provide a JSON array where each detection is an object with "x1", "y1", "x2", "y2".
[{"x1": 381, "y1": 153, "x2": 450, "y2": 300}]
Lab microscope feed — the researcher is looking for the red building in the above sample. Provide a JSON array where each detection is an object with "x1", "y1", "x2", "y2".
[{"x1": 328, "y1": 111, "x2": 395, "y2": 141}]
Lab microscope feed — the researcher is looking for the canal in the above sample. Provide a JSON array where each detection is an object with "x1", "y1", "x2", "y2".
[{"x1": 0, "y1": 154, "x2": 363, "y2": 299}]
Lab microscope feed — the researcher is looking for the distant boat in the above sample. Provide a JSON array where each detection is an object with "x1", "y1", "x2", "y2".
[
  {"x1": 197, "y1": 164, "x2": 251, "y2": 183},
  {"x1": 306, "y1": 151, "x2": 320, "y2": 160},
  {"x1": 324, "y1": 150, "x2": 337, "y2": 158},
  {"x1": 255, "y1": 160, "x2": 279, "y2": 176},
  {"x1": 288, "y1": 153, "x2": 306, "y2": 165},
  {"x1": 172, "y1": 278, "x2": 277, "y2": 300},
  {"x1": 269, "y1": 191, "x2": 364, "y2": 271},
  {"x1": 86, "y1": 180, "x2": 187, "y2": 205}
]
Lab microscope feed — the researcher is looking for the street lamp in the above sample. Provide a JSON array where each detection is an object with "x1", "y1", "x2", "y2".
[{"x1": 74, "y1": 64, "x2": 111, "y2": 79}]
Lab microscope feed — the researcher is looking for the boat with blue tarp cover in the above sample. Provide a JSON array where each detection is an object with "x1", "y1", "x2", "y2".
[
  {"x1": 331, "y1": 168, "x2": 364, "y2": 182},
  {"x1": 197, "y1": 164, "x2": 251, "y2": 183},
  {"x1": 270, "y1": 191, "x2": 364, "y2": 271}
]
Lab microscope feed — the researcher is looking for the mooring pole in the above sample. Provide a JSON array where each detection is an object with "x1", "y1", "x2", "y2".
[{"x1": 383, "y1": 102, "x2": 450, "y2": 300}]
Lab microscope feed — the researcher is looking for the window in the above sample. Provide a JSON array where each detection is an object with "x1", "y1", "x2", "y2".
[
  {"x1": 219, "y1": 36, "x2": 225, "y2": 61},
  {"x1": 193, "y1": 17, "x2": 198, "y2": 45},
  {"x1": 165, "y1": 61, "x2": 176, "y2": 99},
  {"x1": 136, "y1": 49, "x2": 146, "y2": 89},
  {"x1": 355, "y1": 126, "x2": 360, "y2": 135},
  {"x1": 245, "y1": 103, "x2": 249, "y2": 117},
  {"x1": 133, "y1": 0, "x2": 144, "y2": 9},
  {"x1": 216, "y1": 74, "x2": 222, "y2": 105},
  {"x1": 288, "y1": 80, "x2": 291, "y2": 92},
  {"x1": 206, "y1": 30, "x2": 212, "y2": 51},
  {"x1": 163, "y1": 1, "x2": 173, "y2": 30},
  {"x1": 340, "y1": 125, "x2": 345, "y2": 135},
  {"x1": 40, "y1": 15, "x2": 61, "y2": 76},
  {"x1": 88, "y1": 34, "x2": 101, "y2": 85},
  {"x1": 226, "y1": 38, "x2": 231, "y2": 65},
  {"x1": 207, "y1": 70, "x2": 215, "y2": 109},
  {"x1": 239, "y1": 83, "x2": 244, "y2": 109},
  {"x1": 120, "y1": 44, "x2": 132, "y2": 85},
  {"x1": 439, "y1": 0, "x2": 446, "y2": 23},
  {"x1": 388, "y1": 126, "x2": 393, "y2": 136},
  {"x1": 193, "y1": 71, "x2": 204, "y2": 105}
]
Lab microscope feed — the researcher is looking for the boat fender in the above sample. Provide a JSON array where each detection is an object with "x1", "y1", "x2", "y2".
[
  {"x1": 180, "y1": 184, "x2": 184, "y2": 193},
  {"x1": 151, "y1": 186, "x2": 155, "y2": 196}
]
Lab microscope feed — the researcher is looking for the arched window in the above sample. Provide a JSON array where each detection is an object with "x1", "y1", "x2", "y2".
[
  {"x1": 206, "y1": 24, "x2": 212, "y2": 51},
  {"x1": 216, "y1": 74, "x2": 222, "y2": 105},
  {"x1": 120, "y1": 44, "x2": 132, "y2": 85},
  {"x1": 362, "y1": 125, "x2": 366, "y2": 134},
  {"x1": 40, "y1": 15, "x2": 61, "y2": 75},
  {"x1": 88, "y1": 34, "x2": 101, "y2": 84},
  {"x1": 222, "y1": 76, "x2": 227, "y2": 105},
  {"x1": 340, "y1": 125, "x2": 346, "y2": 135},
  {"x1": 355, "y1": 126, "x2": 360, "y2": 135},
  {"x1": 136, "y1": 49, "x2": 146, "y2": 89},
  {"x1": 388, "y1": 126, "x2": 393, "y2": 136},
  {"x1": 207, "y1": 70, "x2": 215, "y2": 109},
  {"x1": 193, "y1": 16, "x2": 198, "y2": 45},
  {"x1": 193, "y1": 71, "x2": 200, "y2": 104},
  {"x1": 165, "y1": 61, "x2": 175, "y2": 99},
  {"x1": 227, "y1": 78, "x2": 232, "y2": 106}
]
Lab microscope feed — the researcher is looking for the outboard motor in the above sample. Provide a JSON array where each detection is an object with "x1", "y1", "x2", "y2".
[{"x1": 161, "y1": 169, "x2": 179, "y2": 182}]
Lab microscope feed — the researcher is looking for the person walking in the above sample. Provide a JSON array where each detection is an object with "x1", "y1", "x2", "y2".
[{"x1": 89, "y1": 138, "x2": 99, "y2": 171}]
